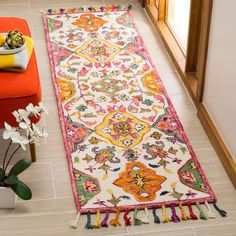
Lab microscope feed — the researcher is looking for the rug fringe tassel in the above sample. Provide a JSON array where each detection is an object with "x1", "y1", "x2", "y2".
[
  {"x1": 101, "y1": 211, "x2": 109, "y2": 227},
  {"x1": 44, "y1": 4, "x2": 132, "y2": 15},
  {"x1": 83, "y1": 201, "x2": 226, "y2": 230},
  {"x1": 205, "y1": 201, "x2": 216, "y2": 219},
  {"x1": 170, "y1": 205, "x2": 181, "y2": 223},
  {"x1": 152, "y1": 208, "x2": 161, "y2": 224},
  {"x1": 94, "y1": 209, "x2": 101, "y2": 228},
  {"x1": 85, "y1": 212, "x2": 94, "y2": 229},
  {"x1": 196, "y1": 202, "x2": 208, "y2": 220},
  {"x1": 161, "y1": 205, "x2": 171, "y2": 223},
  {"x1": 179, "y1": 203, "x2": 190, "y2": 221},
  {"x1": 69, "y1": 212, "x2": 81, "y2": 229},
  {"x1": 213, "y1": 201, "x2": 227, "y2": 217},
  {"x1": 110, "y1": 208, "x2": 121, "y2": 226},
  {"x1": 142, "y1": 207, "x2": 150, "y2": 224},
  {"x1": 124, "y1": 209, "x2": 132, "y2": 226},
  {"x1": 187, "y1": 203, "x2": 198, "y2": 220},
  {"x1": 133, "y1": 208, "x2": 143, "y2": 225}
]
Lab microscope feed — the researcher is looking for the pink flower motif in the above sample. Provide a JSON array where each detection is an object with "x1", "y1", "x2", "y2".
[
  {"x1": 186, "y1": 190, "x2": 197, "y2": 198},
  {"x1": 53, "y1": 22, "x2": 62, "y2": 28},
  {"x1": 83, "y1": 180, "x2": 97, "y2": 192},
  {"x1": 182, "y1": 170, "x2": 195, "y2": 184}
]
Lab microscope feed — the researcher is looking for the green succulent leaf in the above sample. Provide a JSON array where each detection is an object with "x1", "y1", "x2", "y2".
[
  {"x1": 0, "y1": 168, "x2": 5, "y2": 182},
  {"x1": 4, "y1": 175, "x2": 18, "y2": 185},
  {"x1": 10, "y1": 180, "x2": 32, "y2": 200},
  {"x1": 8, "y1": 159, "x2": 31, "y2": 177}
]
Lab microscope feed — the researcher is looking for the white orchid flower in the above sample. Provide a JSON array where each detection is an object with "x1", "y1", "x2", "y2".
[
  {"x1": 38, "y1": 102, "x2": 48, "y2": 115},
  {"x1": 19, "y1": 121, "x2": 28, "y2": 129},
  {"x1": 3, "y1": 122, "x2": 18, "y2": 140},
  {"x1": 12, "y1": 109, "x2": 30, "y2": 124},
  {"x1": 12, "y1": 111, "x2": 21, "y2": 122},
  {"x1": 11, "y1": 132, "x2": 29, "y2": 150},
  {"x1": 4, "y1": 102, "x2": 48, "y2": 153},
  {"x1": 32, "y1": 123, "x2": 42, "y2": 137},
  {"x1": 26, "y1": 103, "x2": 40, "y2": 116},
  {"x1": 18, "y1": 109, "x2": 30, "y2": 124}
]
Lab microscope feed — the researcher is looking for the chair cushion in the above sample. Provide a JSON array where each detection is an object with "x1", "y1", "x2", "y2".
[{"x1": 0, "y1": 17, "x2": 41, "y2": 127}]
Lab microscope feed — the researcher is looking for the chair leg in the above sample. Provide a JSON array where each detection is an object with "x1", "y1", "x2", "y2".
[{"x1": 29, "y1": 143, "x2": 36, "y2": 163}]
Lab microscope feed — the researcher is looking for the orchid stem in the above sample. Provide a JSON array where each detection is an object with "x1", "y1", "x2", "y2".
[
  {"x1": 4, "y1": 144, "x2": 21, "y2": 172},
  {"x1": 3, "y1": 140, "x2": 12, "y2": 171}
]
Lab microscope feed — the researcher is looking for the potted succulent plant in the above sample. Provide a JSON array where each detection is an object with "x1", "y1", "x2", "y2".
[{"x1": 0, "y1": 102, "x2": 48, "y2": 208}]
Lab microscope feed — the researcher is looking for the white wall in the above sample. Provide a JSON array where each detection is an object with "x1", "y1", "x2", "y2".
[{"x1": 203, "y1": 0, "x2": 236, "y2": 161}]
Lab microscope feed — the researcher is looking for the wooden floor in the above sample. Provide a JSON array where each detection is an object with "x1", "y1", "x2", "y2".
[{"x1": 0, "y1": 0, "x2": 235, "y2": 235}]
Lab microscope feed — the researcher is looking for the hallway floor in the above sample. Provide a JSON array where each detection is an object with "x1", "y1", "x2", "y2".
[{"x1": 0, "y1": 1, "x2": 235, "y2": 235}]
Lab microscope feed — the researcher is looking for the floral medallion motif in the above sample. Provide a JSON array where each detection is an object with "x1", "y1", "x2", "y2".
[
  {"x1": 153, "y1": 107, "x2": 185, "y2": 143},
  {"x1": 76, "y1": 38, "x2": 120, "y2": 63},
  {"x1": 91, "y1": 77, "x2": 128, "y2": 96},
  {"x1": 178, "y1": 160, "x2": 209, "y2": 193},
  {"x1": 95, "y1": 111, "x2": 150, "y2": 149},
  {"x1": 141, "y1": 70, "x2": 163, "y2": 94},
  {"x1": 65, "y1": 117, "x2": 93, "y2": 153},
  {"x1": 57, "y1": 79, "x2": 76, "y2": 102},
  {"x1": 72, "y1": 14, "x2": 107, "y2": 32},
  {"x1": 74, "y1": 169, "x2": 101, "y2": 206},
  {"x1": 113, "y1": 162, "x2": 166, "y2": 202},
  {"x1": 47, "y1": 17, "x2": 63, "y2": 32},
  {"x1": 51, "y1": 42, "x2": 73, "y2": 66},
  {"x1": 116, "y1": 12, "x2": 133, "y2": 28}
]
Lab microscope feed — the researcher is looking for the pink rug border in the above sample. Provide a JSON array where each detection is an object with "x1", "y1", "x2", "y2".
[{"x1": 43, "y1": 10, "x2": 216, "y2": 214}]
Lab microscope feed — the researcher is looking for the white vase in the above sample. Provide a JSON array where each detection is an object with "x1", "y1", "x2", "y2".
[{"x1": 0, "y1": 187, "x2": 17, "y2": 208}]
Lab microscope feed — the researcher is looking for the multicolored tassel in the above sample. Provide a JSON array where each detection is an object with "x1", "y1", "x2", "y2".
[
  {"x1": 133, "y1": 208, "x2": 143, "y2": 225},
  {"x1": 88, "y1": 6, "x2": 94, "y2": 11},
  {"x1": 179, "y1": 203, "x2": 189, "y2": 221},
  {"x1": 85, "y1": 212, "x2": 94, "y2": 229},
  {"x1": 78, "y1": 7, "x2": 84, "y2": 12},
  {"x1": 46, "y1": 5, "x2": 132, "y2": 15},
  {"x1": 111, "y1": 4, "x2": 117, "y2": 11},
  {"x1": 101, "y1": 211, "x2": 109, "y2": 228},
  {"x1": 124, "y1": 209, "x2": 132, "y2": 226},
  {"x1": 69, "y1": 212, "x2": 81, "y2": 229},
  {"x1": 110, "y1": 208, "x2": 121, "y2": 226},
  {"x1": 170, "y1": 205, "x2": 181, "y2": 223},
  {"x1": 196, "y1": 202, "x2": 208, "y2": 220},
  {"x1": 141, "y1": 207, "x2": 150, "y2": 224},
  {"x1": 100, "y1": 6, "x2": 105, "y2": 12},
  {"x1": 161, "y1": 205, "x2": 171, "y2": 223},
  {"x1": 187, "y1": 203, "x2": 198, "y2": 220},
  {"x1": 205, "y1": 201, "x2": 216, "y2": 219},
  {"x1": 94, "y1": 209, "x2": 101, "y2": 228},
  {"x1": 60, "y1": 8, "x2": 65, "y2": 14},
  {"x1": 213, "y1": 201, "x2": 227, "y2": 217},
  {"x1": 152, "y1": 208, "x2": 161, "y2": 224}
]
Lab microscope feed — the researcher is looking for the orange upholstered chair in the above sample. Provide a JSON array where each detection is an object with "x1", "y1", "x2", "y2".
[{"x1": 0, "y1": 17, "x2": 42, "y2": 162}]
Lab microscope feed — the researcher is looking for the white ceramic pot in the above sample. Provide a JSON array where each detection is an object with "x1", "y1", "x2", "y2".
[{"x1": 0, "y1": 187, "x2": 17, "y2": 208}]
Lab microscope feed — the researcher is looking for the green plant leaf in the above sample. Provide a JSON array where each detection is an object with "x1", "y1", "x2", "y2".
[
  {"x1": 8, "y1": 159, "x2": 31, "y2": 177},
  {"x1": 10, "y1": 180, "x2": 32, "y2": 200},
  {"x1": 0, "y1": 168, "x2": 5, "y2": 182},
  {"x1": 4, "y1": 175, "x2": 19, "y2": 185}
]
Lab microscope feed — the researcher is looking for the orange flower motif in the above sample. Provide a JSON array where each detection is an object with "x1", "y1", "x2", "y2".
[
  {"x1": 72, "y1": 14, "x2": 107, "y2": 32},
  {"x1": 157, "y1": 121, "x2": 168, "y2": 130},
  {"x1": 113, "y1": 162, "x2": 166, "y2": 202}
]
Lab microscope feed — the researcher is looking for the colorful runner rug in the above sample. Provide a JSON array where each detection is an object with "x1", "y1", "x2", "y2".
[{"x1": 43, "y1": 5, "x2": 225, "y2": 228}]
